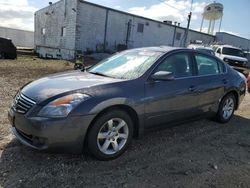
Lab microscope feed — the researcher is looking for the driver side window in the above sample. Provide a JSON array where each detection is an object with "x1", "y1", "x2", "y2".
[{"x1": 155, "y1": 53, "x2": 193, "y2": 78}]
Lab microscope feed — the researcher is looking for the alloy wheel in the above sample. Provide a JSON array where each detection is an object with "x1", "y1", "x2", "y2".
[
  {"x1": 222, "y1": 97, "x2": 234, "y2": 120},
  {"x1": 97, "y1": 118, "x2": 129, "y2": 155}
]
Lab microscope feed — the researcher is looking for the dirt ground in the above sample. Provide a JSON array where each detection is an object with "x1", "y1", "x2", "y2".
[{"x1": 0, "y1": 56, "x2": 250, "y2": 188}]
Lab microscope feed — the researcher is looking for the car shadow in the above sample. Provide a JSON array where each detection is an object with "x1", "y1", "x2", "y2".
[{"x1": 0, "y1": 115, "x2": 250, "y2": 187}]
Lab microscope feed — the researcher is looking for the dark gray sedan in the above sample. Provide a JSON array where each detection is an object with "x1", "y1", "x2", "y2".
[{"x1": 8, "y1": 47, "x2": 246, "y2": 160}]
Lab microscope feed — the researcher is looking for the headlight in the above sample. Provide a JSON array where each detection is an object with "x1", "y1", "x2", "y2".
[
  {"x1": 38, "y1": 93, "x2": 90, "y2": 117},
  {"x1": 223, "y1": 58, "x2": 229, "y2": 62}
]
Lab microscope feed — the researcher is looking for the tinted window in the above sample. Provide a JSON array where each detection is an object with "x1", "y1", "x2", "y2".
[
  {"x1": 217, "y1": 60, "x2": 226, "y2": 73},
  {"x1": 195, "y1": 54, "x2": 220, "y2": 75},
  {"x1": 196, "y1": 48, "x2": 215, "y2": 56},
  {"x1": 222, "y1": 47, "x2": 244, "y2": 57},
  {"x1": 156, "y1": 53, "x2": 193, "y2": 78}
]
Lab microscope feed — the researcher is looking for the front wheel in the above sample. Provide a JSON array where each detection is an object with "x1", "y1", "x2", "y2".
[
  {"x1": 87, "y1": 110, "x2": 133, "y2": 160},
  {"x1": 216, "y1": 93, "x2": 236, "y2": 123}
]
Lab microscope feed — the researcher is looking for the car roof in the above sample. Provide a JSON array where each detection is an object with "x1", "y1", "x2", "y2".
[{"x1": 125, "y1": 46, "x2": 184, "y2": 53}]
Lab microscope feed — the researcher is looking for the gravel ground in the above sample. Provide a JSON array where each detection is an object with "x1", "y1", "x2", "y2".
[{"x1": 0, "y1": 56, "x2": 250, "y2": 188}]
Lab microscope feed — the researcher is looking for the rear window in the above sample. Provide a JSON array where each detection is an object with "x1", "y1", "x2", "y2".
[
  {"x1": 196, "y1": 48, "x2": 215, "y2": 56},
  {"x1": 195, "y1": 54, "x2": 220, "y2": 76}
]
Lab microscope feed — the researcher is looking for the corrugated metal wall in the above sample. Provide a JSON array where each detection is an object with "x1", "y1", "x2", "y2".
[{"x1": 0, "y1": 27, "x2": 34, "y2": 48}]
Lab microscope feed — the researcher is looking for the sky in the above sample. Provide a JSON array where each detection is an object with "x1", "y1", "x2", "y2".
[{"x1": 0, "y1": 0, "x2": 249, "y2": 39}]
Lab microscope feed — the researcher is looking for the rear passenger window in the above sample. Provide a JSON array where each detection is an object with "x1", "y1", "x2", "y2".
[
  {"x1": 195, "y1": 54, "x2": 220, "y2": 76},
  {"x1": 217, "y1": 60, "x2": 225, "y2": 73},
  {"x1": 156, "y1": 53, "x2": 193, "y2": 78}
]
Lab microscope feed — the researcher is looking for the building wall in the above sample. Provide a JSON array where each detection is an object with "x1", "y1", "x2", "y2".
[
  {"x1": 105, "y1": 10, "x2": 134, "y2": 50},
  {"x1": 75, "y1": 2, "x2": 106, "y2": 52},
  {"x1": 35, "y1": 0, "x2": 78, "y2": 59},
  {"x1": 188, "y1": 30, "x2": 215, "y2": 45},
  {"x1": 34, "y1": 0, "x2": 215, "y2": 59},
  {"x1": 216, "y1": 32, "x2": 250, "y2": 51},
  {"x1": 0, "y1": 26, "x2": 34, "y2": 48},
  {"x1": 75, "y1": 1, "x2": 215, "y2": 54},
  {"x1": 130, "y1": 17, "x2": 175, "y2": 48}
]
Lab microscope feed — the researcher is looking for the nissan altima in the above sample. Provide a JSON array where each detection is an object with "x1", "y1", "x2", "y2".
[{"x1": 8, "y1": 46, "x2": 246, "y2": 160}]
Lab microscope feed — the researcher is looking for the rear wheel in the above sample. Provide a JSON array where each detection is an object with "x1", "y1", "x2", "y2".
[
  {"x1": 216, "y1": 93, "x2": 236, "y2": 123},
  {"x1": 87, "y1": 110, "x2": 133, "y2": 160}
]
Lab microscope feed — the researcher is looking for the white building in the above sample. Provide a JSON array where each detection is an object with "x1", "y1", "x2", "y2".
[
  {"x1": 35, "y1": 0, "x2": 250, "y2": 60},
  {"x1": 35, "y1": 0, "x2": 216, "y2": 60},
  {"x1": 216, "y1": 32, "x2": 250, "y2": 51},
  {"x1": 0, "y1": 26, "x2": 34, "y2": 48}
]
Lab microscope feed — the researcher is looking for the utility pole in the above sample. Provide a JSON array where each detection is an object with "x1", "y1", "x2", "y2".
[{"x1": 183, "y1": 0, "x2": 193, "y2": 47}]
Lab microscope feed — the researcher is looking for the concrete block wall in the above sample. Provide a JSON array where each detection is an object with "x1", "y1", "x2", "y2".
[
  {"x1": 35, "y1": 0, "x2": 78, "y2": 59},
  {"x1": 105, "y1": 10, "x2": 134, "y2": 51},
  {"x1": 75, "y1": 1, "x2": 215, "y2": 53},
  {"x1": 131, "y1": 17, "x2": 175, "y2": 48},
  {"x1": 34, "y1": 0, "x2": 216, "y2": 60},
  {"x1": 75, "y1": 2, "x2": 106, "y2": 52}
]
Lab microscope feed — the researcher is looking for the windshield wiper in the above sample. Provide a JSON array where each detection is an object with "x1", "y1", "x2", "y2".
[{"x1": 88, "y1": 71, "x2": 112, "y2": 78}]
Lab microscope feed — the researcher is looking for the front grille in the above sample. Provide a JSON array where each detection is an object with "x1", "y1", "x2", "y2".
[
  {"x1": 226, "y1": 59, "x2": 244, "y2": 67},
  {"x1": 13, "y1": 93, "x2": 36, "y2": 114}
]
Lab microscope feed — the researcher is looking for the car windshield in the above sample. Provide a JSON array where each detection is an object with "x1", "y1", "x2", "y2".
[
  {"x1": 222, "y1": 47, "x2": 244, "y2": 57},
  {"x1": 88, "y1": 50, "x2": 163, "y2": 79}
]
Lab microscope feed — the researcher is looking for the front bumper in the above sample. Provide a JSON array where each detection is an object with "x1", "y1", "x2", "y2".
[{"x1": 8, "y1": 108, "x2": 95, "y2": 153}]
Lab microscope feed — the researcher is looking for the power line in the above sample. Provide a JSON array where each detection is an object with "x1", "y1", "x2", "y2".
[
  {"x1": 157, "y1": 0, "x2": 182, "y2": 11},
  {"x1": 190, "y1": 0, "x2": 194, "y2": 12}
]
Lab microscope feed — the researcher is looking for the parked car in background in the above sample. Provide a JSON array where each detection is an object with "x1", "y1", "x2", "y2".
[
  {"x1": 0, "y1": 37, "x2": 17, "y2": 59},
  {"x1": 8, "y1": 47, "x2": 246, "y2": 160},
  {"x1": 187, "y1": 45, "x2": 215, "y2": 56},
  {"x1": 215, "y1": 45, "x2": 248, "y2": 77},
  {"x1": 243, "y1": 51, "x2": 250, "y2": 68}
]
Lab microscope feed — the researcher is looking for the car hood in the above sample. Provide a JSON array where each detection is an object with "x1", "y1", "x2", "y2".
[
  {"x1": 21, "y1": 71, "x2": 122, "y2": 103},
  {"x1": 223, "y1": 55, "x2": 248, "y2": 62}
]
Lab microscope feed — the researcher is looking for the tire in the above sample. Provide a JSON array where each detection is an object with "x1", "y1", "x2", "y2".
[
  {"x1": 216, "y1": 93, "x2": 236, "y2": 123},
  {"x1": 87, "y1": 110, "x2": 133, "y2": 160}
]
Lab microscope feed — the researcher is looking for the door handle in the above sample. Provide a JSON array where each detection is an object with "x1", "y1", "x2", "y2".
[{"x1": 189, "y1": 86, "x2": 197, "y2": 92}]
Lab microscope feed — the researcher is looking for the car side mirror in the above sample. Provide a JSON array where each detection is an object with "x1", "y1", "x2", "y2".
[{"x1": 151, "y1": 71, "x2": 174, "y2": 81}]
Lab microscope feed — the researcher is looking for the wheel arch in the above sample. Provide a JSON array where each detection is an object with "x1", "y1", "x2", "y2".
[
  {"x1": 85, "y1": 104, "x2": 140, "y2": 144},
  {"x1": 222, "y1": 90, "x2": 239, "y2": 110}
]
